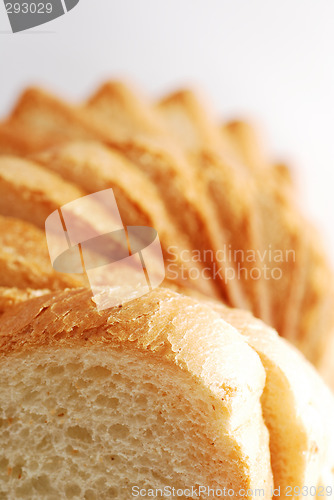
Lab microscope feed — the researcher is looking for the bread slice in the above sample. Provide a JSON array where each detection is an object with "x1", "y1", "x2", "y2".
[
  {"x1": 0, "y1": 158, "x2": 146, "y2": 295},
  {"x1": 219, "y1": 121, "x2": 312, "y2": 339},
  {"x1": 220, "y1": 118, "x2": 334, "y2": 365},
  {"x1": 157, "y1": 88, "x2": 229, "y2": 153},
  {"x1": 0, "y1": 123, "x2": 38, "y2": 156},
  {"x1": 4, "y1": 85, "x2": 245, "y2": 305},
  {"x1": 87, "y1": 81, "x2": 167, "y2": 141},
  {"x1": 221, "y1": 120, "x2": 270, "y2": 174},
  {"x1": 0, "y1": 215, "x2": 86, "y2": 291},
  {"x1": 0, "y1": 150, "x2": 218, "y2": 300},
  {"x1": 157, "y1": 89, "x2": 270, "y2": 321},
  {"x1": 211, "y1": 303, "x2": 334, "y2": 499},
  {"x1": 7, "y1": 87, "x2": 108, "y2": 151},
  {"x1": 0, "y1": 287, "x2": 272, "y2": 499},
  {"x1": 293, "y1": 231, "x2": 334, "y2": 367},
  {"x1": 0, "y1": 156, "x2": 84, "y2": 229},
  {"x1": 33, "y1": 141, "x2": 220, "y2": 299},
  {"x1": 0, "y1": 156, "x2": 126, "y2": 251},
  {"x1": 317, "y1": 288, "x2": 334, "y2": 391},
  {"x1": 157, "y1": 90, "x2": 307, "y2": 339},
  {"x1": 270, "y1": 162, "x2": 295, "y2": 197},
  {"x1": 3, "y1": 82, "x2": 333, "y2": 380},
  {"x1": 85, "y1": 82, "x2": 247, "y2": 307}
]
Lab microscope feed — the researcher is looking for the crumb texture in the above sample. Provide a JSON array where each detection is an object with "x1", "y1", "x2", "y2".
[{"x1": 0, "y1": 347, "x2": 267, "y2": 499}]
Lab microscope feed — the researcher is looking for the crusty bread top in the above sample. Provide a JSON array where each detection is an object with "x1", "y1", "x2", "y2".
[
  {"x1": 0, "y1": 287, "x2": 266, "y2": 422},
  {"x1": 0, "y1": 286, "x2": 50, "y2": 315}
]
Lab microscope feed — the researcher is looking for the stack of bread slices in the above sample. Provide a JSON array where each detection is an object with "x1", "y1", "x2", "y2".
[{"x1": 0, "y1": 82, "x2": 334, "y2": 499}]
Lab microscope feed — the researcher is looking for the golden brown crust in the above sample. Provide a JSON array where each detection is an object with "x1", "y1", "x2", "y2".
[
  {"x1": 0, "y1": 287, "x2": 176, "y2": 354},
  {"x1": 270, "y1": 162, "x2": 294, "y2": 194},
  {"x1": 0, "y1": 286, "x2": 266, "y2": 415},
  {"x1": 0, "y1": 286, "x2": 50, "y2": 315}
]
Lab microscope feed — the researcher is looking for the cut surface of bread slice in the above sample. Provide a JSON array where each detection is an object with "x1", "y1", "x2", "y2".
[
  {"x1": 0, "y1": 287, "x2": 272, "y2": 500},
  {"x1": 210, "y1": 303, "x2": 334, "y2": 499},
  {"x1": 0, "y1": 215, "x2": 86, "y2": 291}
]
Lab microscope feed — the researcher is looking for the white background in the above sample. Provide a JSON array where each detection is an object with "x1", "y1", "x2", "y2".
[{"x1": 0, "y1": 0, "x2": 333, "y2": 259}]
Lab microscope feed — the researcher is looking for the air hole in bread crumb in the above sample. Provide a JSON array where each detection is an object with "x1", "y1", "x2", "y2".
[
  {"x1": 67, "y1": 425, "x2": 93, "y2": 443},
  {"x1": 65, "y1": 483, "x2": 81, "y2": 497},
  {"x1": 95, "y1": 395, "x2": 119, "y2": 409},
  {"x1": 109, "y1": 424, "x2": 130, "y2": 440},
  {"x1": 83, "y1": 366, "x2": 111, "y2": 379}
]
